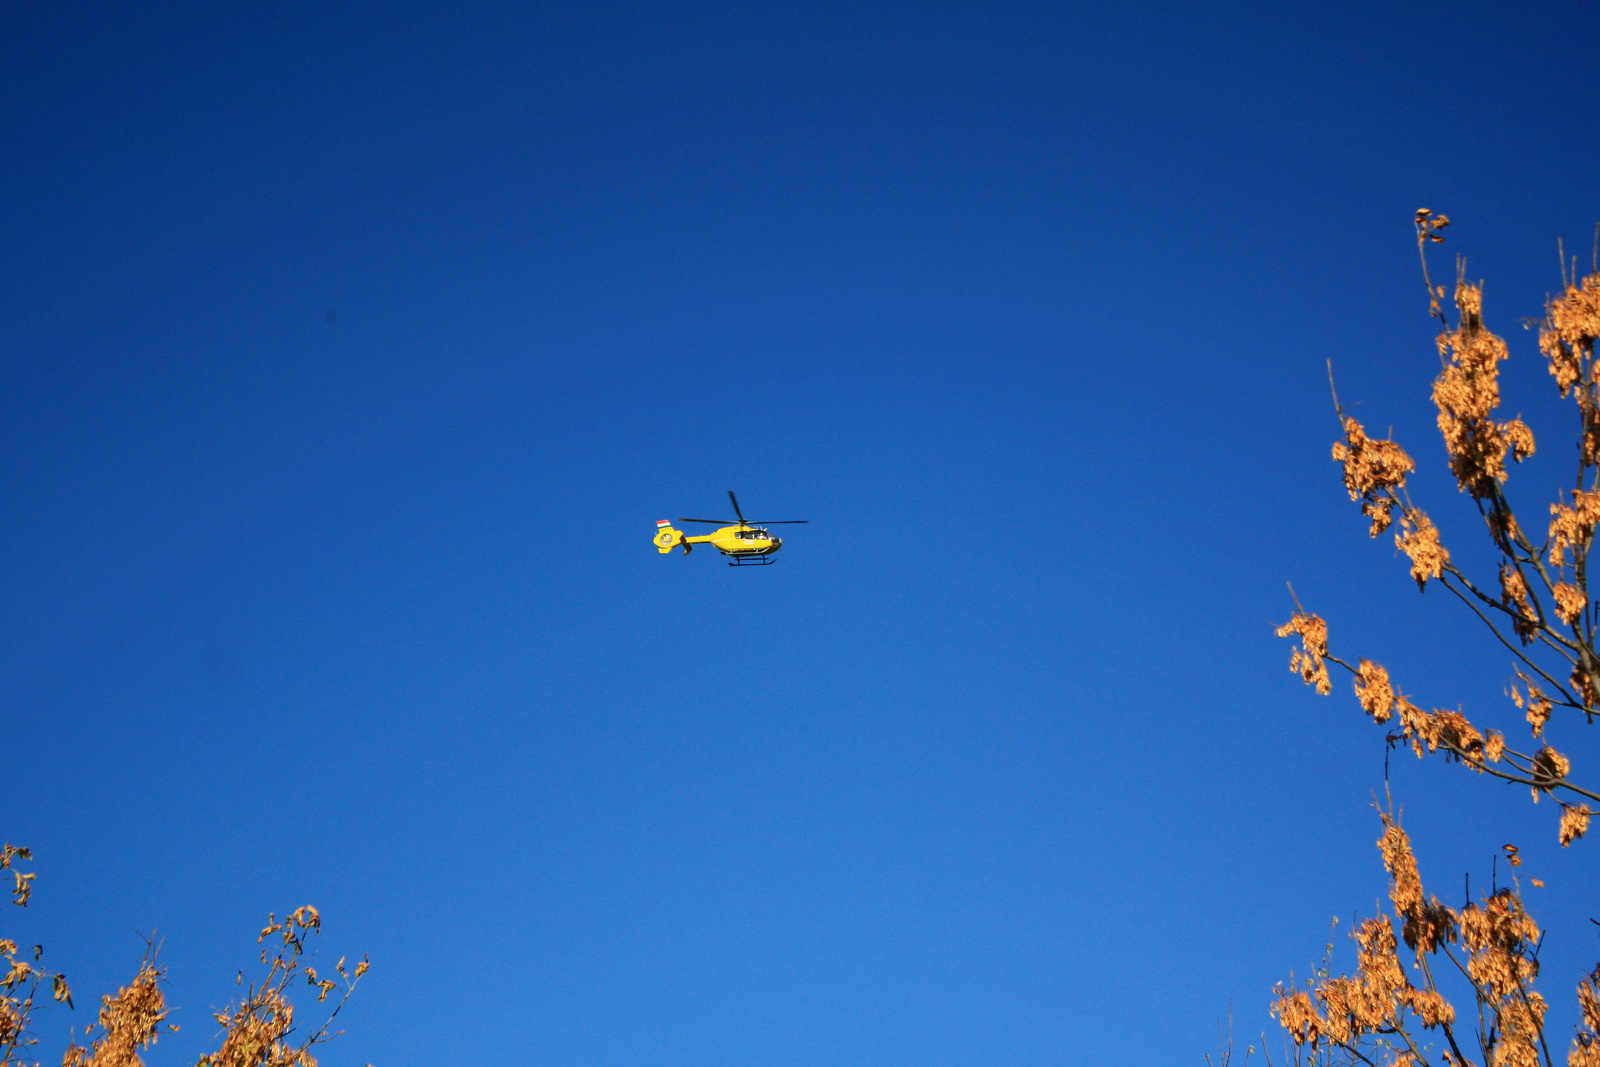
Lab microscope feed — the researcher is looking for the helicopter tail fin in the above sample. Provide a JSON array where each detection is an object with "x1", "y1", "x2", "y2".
[{"x1": 654, "y1": 521, "x2": 686, "y2": 554}]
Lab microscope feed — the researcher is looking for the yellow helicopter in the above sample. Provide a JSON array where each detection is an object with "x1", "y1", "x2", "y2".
[{"x1": 653, "y1": 491, "x2": 808, "y2": 566}]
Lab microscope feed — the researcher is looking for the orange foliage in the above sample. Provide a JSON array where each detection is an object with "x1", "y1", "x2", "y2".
[
  {"x1": 1, "y1": 848, "x2": 366, "y2": 1067},
  {"x1": 1272, "y1": 211, "x2": 1600, "y2": 1067}
]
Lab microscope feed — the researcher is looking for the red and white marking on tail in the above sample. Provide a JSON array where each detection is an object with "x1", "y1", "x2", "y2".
[{"x1": 656, "y1": 519, "x2": 671, "y2": 528}]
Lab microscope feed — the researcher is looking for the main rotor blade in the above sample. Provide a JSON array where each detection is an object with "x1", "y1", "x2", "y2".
[
  {"x1": 678, "y1": 518, "x2": 737, "y2": 524},
  {"x1": 727, "y1": 491, "x2": 746, "y2": 524},
  {"x1": 747, "y1": 520, "x2": 808, "y2": 524}
]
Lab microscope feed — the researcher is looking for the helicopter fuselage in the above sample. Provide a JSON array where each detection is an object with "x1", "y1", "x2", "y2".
[{"x1": 695, "y1": 525, "x2": 780, "y2": 557}]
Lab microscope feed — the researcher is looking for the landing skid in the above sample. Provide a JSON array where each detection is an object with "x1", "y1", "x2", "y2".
[{"x1": 726, "y1": 554, "x2": 776, "y2": 566}]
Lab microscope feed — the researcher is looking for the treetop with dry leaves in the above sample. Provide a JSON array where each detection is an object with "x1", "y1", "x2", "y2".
[
  {"x1": 1281, "y1": 209, "x2": 1600, "y2": 846},
  {"x1": 1268, "y1": 212, "x2": 1600, "y2": 1067},
  {"x1": 0, "y1": 846, "x2": 368, "y2": 1067}
]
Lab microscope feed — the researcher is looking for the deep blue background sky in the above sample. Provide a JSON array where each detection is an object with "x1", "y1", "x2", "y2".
[{"x1": 6, "y1": 2, "x2": 1600, "y2": 1064}]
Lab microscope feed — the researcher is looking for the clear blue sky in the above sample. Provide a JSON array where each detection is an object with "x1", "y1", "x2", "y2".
[{"x1": 6, "y1": 2, "x2": 1600, "y2": 1063}]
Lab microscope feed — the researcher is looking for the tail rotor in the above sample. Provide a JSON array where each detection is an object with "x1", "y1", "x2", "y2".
[{"x1": 654, "y1": 521, "x2": 687, "y2": 554}]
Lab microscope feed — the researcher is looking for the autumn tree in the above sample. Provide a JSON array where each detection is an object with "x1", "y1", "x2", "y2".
[
  {"x1": 1270, "y1": 211, "x2": 1600, "y2": 1067},
  {"x1": 1, "y1": 845, "x2": 367, "y2": 1067}
]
